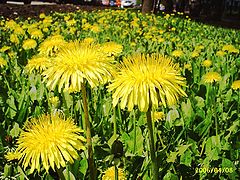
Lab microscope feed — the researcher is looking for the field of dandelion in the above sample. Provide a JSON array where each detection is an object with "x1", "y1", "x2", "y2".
[{"x1": 0, "y1": 9, "x2": 239, "y2": 179}]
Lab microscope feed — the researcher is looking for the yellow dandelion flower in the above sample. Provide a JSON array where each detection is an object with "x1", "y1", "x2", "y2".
[
  {"x1": 216, "y1": 50, "x2": 226, "y2": 57},
  {"x1": 5, "y1": 20, "x2": 17, "y2": 30},
  {"x1": 100, "y1": 42, "x2": 123, "y2": 56},
  {"x1": 0, "y1": 46, "x2": 10, "y2": 52},
  {"x1": 195, "y1": 45, "x2": 204, "y2": 51},
  {"x1": 42, "y1": 41, "x2": 114, "y2": 93},
  {"x1": 0, "y1": 57, "x2": 7, "y2": 67},
  {"x1": 66, "y1": 19, "x2": 76, "y2": 26},
  {"x1": 203, "y1": 72, "x2": 221, "y2": 83},
  {"x1": 14, "y1": 26, "x2": 25, "y2": 36},
  {"x1": 184, "y1": 63, "x2": 192, "y2": 71},
  {"x1": 191, "y1": 51, "x2": 200, "y2": 58},
  {"x1": 102, "y1": 166, "x2": 126, "y2": 180},
  {"x1": 231, "y1": 80, "x2": 240, "y2": 90},
  {"x1": 10, "y1": 34, "x2": 19, "y2": 44},
  {"x1": 38, "y1": 35, "x2": 66, "y2": 57},
  {"x1": 108, "y1": 54, "x2": 187, "y2": 112},
  {"x1": 158, "y1": 37, "x2": 165, "y2": 43},
  {"x1": 82, "y1": 37, "x2": 95, "y2": 45},
  {"x1": 153, "y1": 111, "x2": 165, "y2": 121},
  {"x1": 29, "y1": 29, "x2": 43, "y2": 39},
  {"x1": 202, "y1": 59, "x2": 212, "y2": 68},
  {"x1": 16, "y1": 113, "x2": 86, "y2": 174},
  {"x1": 26, "y1": 56, "x2": 51, "y2": 73},
  {"x1": 172, "y1": 50, "x2": 184, "y2": 57},
  {"x1": 91, "y1": 24, "x2": 100, "y2": 33},
  {"x1": 22, "y1": 39, "x2": 37, "y2": 50},
  {"x1": 222, "y1": 44, "x2": 239, "y2": 53},
  {"x1": 39, "y1": 13, "x2": 46, "y2": 19},
  {"x1": 43, "y1": 16, "x2": 53, "y2": 25},
  {"x1": 49, "y1": 96, "x2": 59, "y2": 107},
  {"x1": 5, "y1": 151, "x2": 21, "y2": 162}
]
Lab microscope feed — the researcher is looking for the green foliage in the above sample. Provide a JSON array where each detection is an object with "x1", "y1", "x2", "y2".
[{"x1": 0, "y1": 8, "x2": 239, "y2": 179}]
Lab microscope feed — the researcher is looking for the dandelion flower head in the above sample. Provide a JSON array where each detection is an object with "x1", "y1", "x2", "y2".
[
  {"x1": 38, "y1": 34, "x2": 66, "y2": 57},
  {"x1": 42, "y1": 41, "x2": 114, "y2": 93},
  {"x1": 222, "y1": 44, "x2": 239, "y2": 53},
  {"x1": 108, "y1": 54, "x2": 187, "y2": 112},
  {"x1": 203, "y1": 72, "x2": 221, "y2": 83},
  {"x1": 82, "y1": 37, "x2": 95, "y2": 45},
  {"x1": 153, "y1": 111, "x2": 165, "y2": 121},
  {"x1": 0, "y1": 46, "x2": 11, "y2": 53},
  {"x1": 202, "y1": 59, "x2": 212, "y2": 68},
  {"x1": 172, "y1": 50, "x2": 184, "y2": 57},
  {"x1": 16, "y1": 113, "x2": 86, "y2": 174},
  {"x1": 100, "y1": 42, "x2": 123, "y2": 56},
  {"x1": 231, "y1": 80, "x2": 240, "y2": 90},
  {"x1": 0, "y1": 57, "x2": 7, "y2": 67},
  {"x1": 216, "y1": 50, "x2": 226, "y2": 57},
  {"x1": 102, "y1": 166, "x2": 126, "y2": 180},
  {"x1": 22, "y1": 39, "x2": 37, "y2": 50},
  {"x1": 26, "y1": 56, "x2": 52, "y2": 73}
]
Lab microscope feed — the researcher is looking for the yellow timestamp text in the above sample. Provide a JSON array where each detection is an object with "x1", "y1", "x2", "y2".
[{"x1": 195, "y1": 167, "x2": 233, "y2": 174}]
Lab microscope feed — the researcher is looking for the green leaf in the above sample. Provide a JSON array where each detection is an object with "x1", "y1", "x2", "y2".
[
  {"x1": 181, "y1": 99, "x2": 193, "y2": 119},
  {"x1": 63, "y1": 168, "x2": 76, "y2": 180},
  {"x1": 29, "y1": 85, "x2": 37, "y2": 101},
  {"x1": 167, "y1": 151, "x2": 178, "y2": 163},
  {"x1": 10, "y1": 122, "x2": 20, "y2": 138},
  {"x1": 6, "y1": 95, "x2": 17, "y2": 119},
  {"x1": 227, "y1": 120, "x2": 239, "y2": 134},
  {"x1": 208, "y1": 148, "x2": 219, "y2": 161},
  {"x1": 180, "y1": 149, "x2": 192, "y2": 167},
  {"x1": 194, "y1": 109, "x2": 212, "y2": 136},
  {"x1": 195, "y1": 96, "x2": 205, "y2": 108},
  {"x1": 131, "y1": 126, "x2": 144, "y2": 155},
  {"x1": 177, "y1": 144, "x2": 192, "y2": 156},
  {"x1": 163, "y1": 171, "x2": 179, "y2": 180},
  {"x1": 166, "y1": 109, "x2": 179, "y2": 128},
  {"x1": 224, "y1": 89, "x2": 232, "y2": 102},
  {"x1": 221, "y1": 158, "x2": 237, "y2": 179},
  {"x1": 79, "y1": 158, "x2": 88, "y2": 177},
  {"x1": 107, "y1": 134, "x2": 119, "y2": 147},
  {"x1": 4, "y1": 164, "x2": 12, "y2": 178}
]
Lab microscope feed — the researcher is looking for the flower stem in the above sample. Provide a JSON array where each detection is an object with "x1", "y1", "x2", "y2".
[
  {"x1": 212, "y1": 85, "x2": 218, "y2": 136},
  {"x1": 237, "y1": 91, "x2": 240, "y2": 116},
  {"x1": 114, "y1": 165, "x2": 118, "y2": 180},
  {"x1": 146, "y1": 108, "x2": 158, "y2": 180},
  {"x1": 56, "y1": 167, "x2": 65, "y2": 180},
  {"x1": 113, "y1": 107, "x2": 117, "y2": 136},
  {"x1": 81, "y1": 81, "x2": 96, "y2": 180}
]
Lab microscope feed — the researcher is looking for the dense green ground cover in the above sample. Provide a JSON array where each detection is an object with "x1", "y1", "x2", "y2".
[{"x1": 0, "y1": 9, "x2": 239, "y2": 179}]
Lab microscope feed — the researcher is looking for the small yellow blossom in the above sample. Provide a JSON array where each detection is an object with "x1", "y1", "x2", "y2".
[
  {"x1": 203, "y1": 72, "x2": 221, "y2": 83},
  {"x1": 222, "y1": 44, "x2": 239, "y2": 53},
  {"x1": 102, "y1": 166, "x2": 126, "y2": 180},
  {"x1": 184, "y1": 63, "x2": 192, "y2": 71},
  {"x1": 172, "y1": 50, "x2": 184, "y2": 57},
  {"x1": 0, "y1": 57, "x2": 7, "y2": 67},
  {"x1": 153, "y1": 111, "x2": 165, "y2": 121},
  {"x1": 216, "y1": 50, "x2": 226, "y2": 57},
  {"x1": 22, "y1": 39, "x2": 37, "y2": 50},
  {"x1": 49, "y1": 96, "x2": 59, "y2": 107},
  {"x1": 202, "y1": 59, "x2": 212, "y2": 68},
  {"x1": 10, "y1": 34, "x2": 19, "y2": 44},
  {"x1": 191, "y1": 51, "x2": 200, "y2": 58},
  {"x1": 231, "y1": 80, "x2": 240, "y2": 90},
  {"x1": 0, "y1": 46, "x2": 10, "y2": 52}
]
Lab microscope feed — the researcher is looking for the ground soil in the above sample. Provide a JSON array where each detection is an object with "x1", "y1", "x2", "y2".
[
  {"x1": 0, "y1": 3, "x2": 240, "y2": 30},
  {"x1": 0, "y1": 3, "x2": 112, "y2": 19}
]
